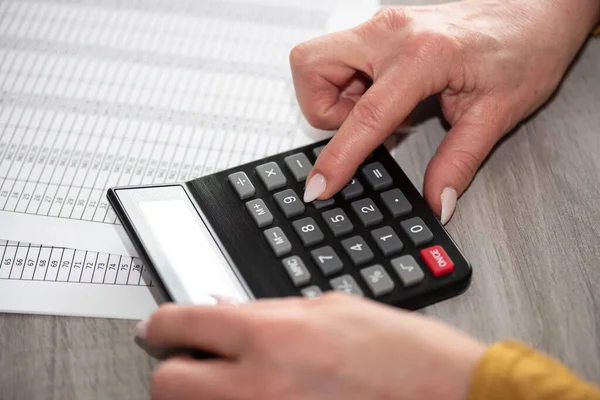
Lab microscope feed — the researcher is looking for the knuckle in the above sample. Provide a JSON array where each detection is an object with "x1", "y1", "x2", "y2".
[
  {"x1": 370, "y1": 7, "x2": 411, "y2": 32},
  {"x1": 446, "y1": 148, "x2": 481, "y2": 184},
  {"x1": 351, "y1": 96, "x2": 385, "y2": 135},
  {"x1": 406, "y1": 29, "x2": 460, "y2": 66},
  {"x1": 289, "y1": 42, "x2": 313, "y2": 70}
]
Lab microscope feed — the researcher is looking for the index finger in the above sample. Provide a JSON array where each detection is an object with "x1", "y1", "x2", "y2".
[{"x1": 304, "y1": 68, "x2": 428, "y2": 202}]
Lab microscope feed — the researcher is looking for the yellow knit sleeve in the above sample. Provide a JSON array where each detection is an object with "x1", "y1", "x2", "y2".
[{"x1": 468, "y1": 340, "x2": 600, "y2": 400}]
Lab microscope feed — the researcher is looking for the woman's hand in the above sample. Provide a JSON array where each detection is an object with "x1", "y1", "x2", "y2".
[
  {"x1": 293, "y1": 0, "x2": 600, "y2": 224},
  {"x1": 141, "y1": 293, "x2": 485, "y2": 400}
]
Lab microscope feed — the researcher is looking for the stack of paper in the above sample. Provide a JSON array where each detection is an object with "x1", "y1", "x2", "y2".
[{"x1": 0, "y1": 0, "x2": 379, "y2": 319}]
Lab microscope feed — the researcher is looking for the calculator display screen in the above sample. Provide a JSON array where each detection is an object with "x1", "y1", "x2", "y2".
[{"x1": 114, "y1": 186, "x2": 251, "y2": 305}]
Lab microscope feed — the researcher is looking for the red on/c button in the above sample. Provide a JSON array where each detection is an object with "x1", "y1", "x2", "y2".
[{"x1": 420, "y1": 245, "x2": 454, "y2": 277}]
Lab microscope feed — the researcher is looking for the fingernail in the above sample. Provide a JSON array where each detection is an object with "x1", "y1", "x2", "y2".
[
  {"x1": 209, "y1": 294, "x2": 239, "y2": 305},
  {"x1": 135, "y1": 320, "x2": 148, "y2": 340},
  {"x1": 440, "y1": 187, "x2": 457, "y2": 225},
  {"x1": 303, "y1": 173, "x2": 326, "y2": 202}
]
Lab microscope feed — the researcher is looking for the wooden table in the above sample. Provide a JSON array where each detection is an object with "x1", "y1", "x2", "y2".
[{"x1": 1, "y1": 1, "x2": 599, "y2": 398}]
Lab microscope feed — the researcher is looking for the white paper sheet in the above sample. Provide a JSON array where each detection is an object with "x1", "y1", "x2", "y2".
[
  {"x1": 0, "y1": 0, "x2": 380, "y2": 319},
  {"x1": 0, "y1": 0, "x2": 379, "y2": 256},
  {"x1": 0, "y1": 239, "x2": 158, "y2": 319}
]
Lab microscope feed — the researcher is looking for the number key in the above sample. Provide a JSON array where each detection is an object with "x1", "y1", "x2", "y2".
[
  {"x1": 341, "y1": 236, "x2": 374, "y2": 266},
  {"x1": 322, "y1": 208, "x2": 354, "y2": 237},
  {"x1": 311, "y1": 246, "x2": 343, "y2": 276},
  {"x1": 341, "y1": 177, "x2": 364, "y2": 200},
  {"x1": 400, "y1": 217, "x2": 433, "y2": 247},
  {"x1": 292, "y1": 217, "x2": 324, "y2": 247},
  {"x1": 274, "y1": 189, "x2": 305, "y2": 218},
  {"x1": 370, "y1": 226, "x2": 403, "y2": 256},
  {"x1": 351, "y1": 198, "x2": 383, "y2": 227}
]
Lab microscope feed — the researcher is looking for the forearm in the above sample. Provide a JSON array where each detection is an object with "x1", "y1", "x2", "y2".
[{"x1": 468, "y1": 341, "x2": 600, "y2": 400}]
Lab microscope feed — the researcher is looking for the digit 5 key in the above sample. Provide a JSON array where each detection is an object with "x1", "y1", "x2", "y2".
[{"x1": 420, "y1": 245, "x2": 454, "y2": 277}]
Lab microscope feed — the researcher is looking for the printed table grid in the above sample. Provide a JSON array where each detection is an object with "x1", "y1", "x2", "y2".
[
  {"x1": 1, "y1": 0, "x2": 319, "y2": 225},
  {"x1": 0, "y1": 241, "x2": 153, "y2": 286}
]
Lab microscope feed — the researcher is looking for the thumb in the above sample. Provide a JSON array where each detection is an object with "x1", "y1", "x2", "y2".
[{"x1": 423, "y1": 112, "x2": 507, "y2": 224}]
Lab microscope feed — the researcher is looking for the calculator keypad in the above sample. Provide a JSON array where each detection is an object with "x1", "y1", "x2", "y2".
[
  {"x1": 351, "y1": 198, "x2": 383, "y2": 227},
  {"x1": 421, "y1": 245, "x2": 454, "y2": 277},
  {"x1": 341, "y1": 236, "x2": 374, "y2": 266},
  {"x1": 284, "y1": 153, "x2": 312, "y2": 182},
  {"x1": 228, "y1": 172, "x2": 255, "y2": 199},
  {"x1": 330, "y1": 275, "x2": 363, "y2": 296},
  {"x1": 301, "y1": 285, "x2": 323, "y2": 298},
  {"x1": 322, "y1": 208, "x2": 354, "y2": 237},
  {"x1": 391, "y1": 255, "x2": 425, "y2": 286},
  {"x1": 360, "y1": 265, "x2": 395, "y2": 297},
  {"x1": 341, "y1": 178, "x2": 364, "y2": 200},
  {"x1": 245, "y1": 199, "x2": 273, "y2": 228},
  {"x1": 264, "y1": 227, "x2": 292, "y2": 256},
  {"x1": 380, "y1": 189, "x2": 412, "y2": 218},
  {"x1": 400, "y1": 217, "x2": 434, "y2": 247},
  {"x1": 361, "y1": 162, "x2": 393, "y2": 191},
  {"x1": 292, "y1": 217, "x2": 324, "y2": 247},
  {"x1": 370, "y1": 226, "x2": 403, "y2": 256},
  {"x1": 311, "y1": 246, "x2": 343, "y2": 276},
  {"x1": 313, "y1": 198, "x2": 335, "y2": 209},
  {"x1": 222, "y1": 142, "x2": 464, "y2": 307},
  {"x1": 274, "y1": 189, "x2": 305, "y2": 218},
  {"x1": 256, "y1": 162, "x2": 287, "y2": 191},
  {"x1": 282, "y1": 256, "x2": 311, "y2": 286}
]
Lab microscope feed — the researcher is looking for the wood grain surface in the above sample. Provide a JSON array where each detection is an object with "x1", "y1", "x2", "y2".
[{"x1": 1, "y1": 1, "x2": 599, "y2": 399}]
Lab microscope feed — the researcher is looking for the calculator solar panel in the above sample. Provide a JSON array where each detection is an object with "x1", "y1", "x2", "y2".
[{"x1": 184, "y1": 139, "x2": 472, "y2": 310}]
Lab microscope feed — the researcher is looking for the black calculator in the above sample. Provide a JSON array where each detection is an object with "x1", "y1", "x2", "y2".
[{"x1": 107, "y1": 139, "x2": 472, "y2": 310}]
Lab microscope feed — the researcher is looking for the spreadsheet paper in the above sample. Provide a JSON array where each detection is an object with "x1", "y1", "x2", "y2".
[
  {"x1": 0, "y1": 0, "x2": 378, "y2": 256},
  {"x1": 0, "y1": 0, "x2": 379, "y2": 318}
]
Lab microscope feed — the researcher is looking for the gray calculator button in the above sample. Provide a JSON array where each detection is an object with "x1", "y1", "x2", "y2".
[
  {"x1": 391, "y1": 255, "x2": 425, "y2": 286},
  {"x1": 312, "y1": 198, "x2": 335, "y2": 209},
  {"x1": 284, "y1": 153, "x2": 312, "y2": 181},
  {"x1": 228, "y1": 172, "x2": 255, "y2": 199},
  {"x1": 341, "y1": 177, "x2": 364, "y2": 200},
  {"x1": 370, "y1": 226, "x2": 403, "y2": 256},
  {"x1": 255, "y1": 162, "x2": 287, "y2": 191},
  {"x1": 292, "y1": 217, "x2": 324, "y2": 247},
  {"x1": 264, "y1": 227, "x2": 292, "y2": 257},
  {"x1": 400, "y1": 217, "x2": 434, "y2": 247},
  {"x1": 274, "y1": 189, "x2": 305, "y2": 218},
  {"x1": 301, "y1": 285, "x2": 323, "y2": 298},
  {"x1": 282, "y1": 256, "x2": 311, "y2": 287},
  {"x1": 351, "y1": 198, "x2": 383, "y2": 227},
  {"x1": 360, "y1": 265, "x2": 395, "y2": 297},
  {"x1": 322, "y1": 208, "x2": 354, "y2": 237},
  {"x1": 380, "y1": 189, "x2": 412, "y2": 218},
  {"x1": 313, "y1": 145, "x2": 326, "y2": 159},
  {"x1": 361, "y1": 162, "x2": 393, "y2": 191},
  {"x1": 330, "y1": 275, "x2": 363, "y2": 296},
  {"x1": 311, "y1": 246, "x2": 343, "y2": 276},
  {"x1": 341, "y1": 236, "x2": 374, "y2": 266},
  {"x1": 245, "y1": 199, "x2": 273, "y2": 228}
]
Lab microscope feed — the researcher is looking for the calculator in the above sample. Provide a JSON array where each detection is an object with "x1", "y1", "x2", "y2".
[{"x1": 107, "y1": 139, "x2": 472, "y2": 310}]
